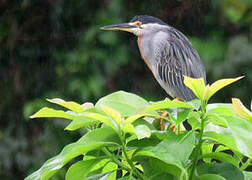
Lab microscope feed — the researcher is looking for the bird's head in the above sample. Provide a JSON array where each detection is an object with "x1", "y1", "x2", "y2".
[{"x1": 100, "y1": 15, "x2": 167, "y2": 36}]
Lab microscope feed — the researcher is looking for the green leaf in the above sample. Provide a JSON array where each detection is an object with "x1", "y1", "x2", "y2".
[
  {"x1": 203, "y1": 113, "x2": 252, "y2": 157},
  {"x1": 205, "y1": 115, "x2": 252, "y2": 158},
  {"x1": 204, "y1": 123, "x2": 239, "y2": 152},
  {"x1": 199, "y1": 174, "x2": 226, "y2": 180},
  {"x1": 86, "y1": 158, "x2": 110, "y2": 175},
  {"x1": 79, "y1": 112, "x2": 119, "y2": 133},
  {"x1": 135, "y1": 131, "x2": 195, "y2": 164},
  {"x1": 201, "y1": 144, "x2": 214, "y2": 163},
  {"x1": 30, "y1": 107, "x2": 76, "y2": 120},
  {"x1": 175, "y1": 108, "x2": 192, "y2": 125},
  {"x1": 183, "y1": 76, "x2": 205, "y2": 100},
  {"x1": 188, "y1": 99, "x2": 201, "y2": 110},
  {"x1": 205, "y1": 114, "x2": 228, "y2": 127},
  {"x1": 215, "y1": 145, "x2": 230, "y2": 153},
  {"x1": 134, "y1": 124, "x2": 151, "y2": 140},
  {"x1": 226, "y1": 115, "x2": 252, "y2": 158},
  {"x1": 203, "y1": 131, "x2": 238, "y2": 152},
  {"x1": 188, "y1": 111, "x2": 201, "y2": 130},
  {"x1": 25, "y1": 126, "x2": 120, "y2": 180},
  {"x1": 243, "y1": 171, "x2": 252, "y2": 180},
  {"x1": 46, "y1": 98, "x2": 86, "y2": 113},
  {"x1": 77, "y1": 126, "x2": 120, "y2": 144},
  {"x1": 127, "y1": 135, "x2": 160, "y2": 148},
  {"x1": 96, "y1": 91, "x2": 149, "y2": 117},
  {"x1": 65, "y1": 159, "x2": 102, "y2": 180},
  {"x1": 205, "y1": 76, "x2": 244, "y2": 101},
  {"x1": 102, "y1": 162, "x2": 117, "y2": 180},
  {"x1": 65, "y1": 116, "x2": 99, "y2": 131},
  {"x1": 123, "y1": 120, "x2": 154, "y2": 143},
  {"x1": 64, "y1": 107, "x2": 108, "y2": 131},
  {"x1": 200, "y1": 152, "x2": 239, "y2": 167},
  {"x1": 133, "y1": 118, "x2": 155, "y2": 130},
  {"x1": 117, "y1": 175, "x2": 137, "y2": 180},
  {"x1": 136, "y1": 157, "x2": 176, "y2": 180},
  {"x1": 143, "y1": 98, "x2": 193, "y2": 113},
  {"x1": 197, "y1": 162, "x2": 244, "y2": 180},
  {"x1": 86, "y1": 172, "x2": 112, "y2": 180},
  {"x1": 134, "y1": 131, "x2": 195, "y2": 179},
  {"x1": 149, "y1": 158, "x2": 186, "y2": 180},
  {"x1": 207, "y1": 103, "x2": 236, "y2": 116}
]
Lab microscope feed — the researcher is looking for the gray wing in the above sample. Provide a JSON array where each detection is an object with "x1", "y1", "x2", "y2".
[{"x1": 155, "y1": 32, "x2": 206, "y2": 101}]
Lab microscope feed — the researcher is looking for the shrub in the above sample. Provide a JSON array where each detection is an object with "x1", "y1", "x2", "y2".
[{"x1": 25, "y1": 76, "x2": 252, "y2": 180}]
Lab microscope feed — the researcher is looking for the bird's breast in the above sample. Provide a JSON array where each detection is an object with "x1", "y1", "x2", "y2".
[{"x1": 137, "y1": 36, "x2": 153, "y2": 72}]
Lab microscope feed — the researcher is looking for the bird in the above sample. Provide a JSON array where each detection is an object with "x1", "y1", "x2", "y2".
[{"x1": 100, "y1": 15, "x2": 206, "y2": 101}]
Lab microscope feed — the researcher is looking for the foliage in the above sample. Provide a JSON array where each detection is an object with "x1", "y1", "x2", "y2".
[
  {"x1": 0, "y1": 0, "x2": 251, "y2": 179},
  {"x1": 25, "y1": 76, "x2": 252, "y2": 180}
]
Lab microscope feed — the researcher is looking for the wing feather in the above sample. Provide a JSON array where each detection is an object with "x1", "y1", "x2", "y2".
[{"x1": 155, "y1": 38, "x2": 201, "y2": 101}]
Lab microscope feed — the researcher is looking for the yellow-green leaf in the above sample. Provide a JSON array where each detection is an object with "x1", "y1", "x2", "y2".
[
  {"x1": 81, "y1": 112, "x2": 119, "y2": 132},
  {"x1": 201, "y1": 144, "x2": 214, "y2": 163},
  {"x1": 121, "y1": 122, "x2": 135, "y2": 134},
  {"x1": 250, "y1": 101, "x2": 252, "y2": 112},
  {"x1": 46, "y1": 98, "x2": 86, "y2": 113},
  {"x1": 125, "y1": 114, "x2": 144, "y2": 124},
  {"x1": 203, "y1": 84, "x2": 210, "y2": 101},
  {"x1": 101, "y1": 105, "x2": 122, "y2": 124},
  {"x1": 102, "y1": 162, "x2": 117, "y2": 180},
  {"x1": 143, "y1": 98, "x2": 193, "y2": 113},
  {"x1": 184, "y1": 76, "x2": 205, "y2": 100},
  {"x1": 65, "y1": 116, "x2": 99, "y2": 131},
  {"x1": 30, "y1": 107, "x2": 76, "y2": 120},
  {"x1": 232, "y1": 98, "x2": 252, "y2": 122},
  {"x1": 206, "y1": 76, "x2": 244, "y2": 101}
]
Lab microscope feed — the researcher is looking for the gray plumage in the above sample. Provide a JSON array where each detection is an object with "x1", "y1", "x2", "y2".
[
  {"x1": 134, "y1": 16, "x2": 206, "y2": 101},
  {"x1": 101, "y1": 15, "x2": 206, "y2": 101}
]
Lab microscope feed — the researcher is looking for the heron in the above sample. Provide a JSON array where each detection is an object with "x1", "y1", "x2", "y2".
[{"x1": 101, "y1": 15, "x2": 206, "y2": 101}]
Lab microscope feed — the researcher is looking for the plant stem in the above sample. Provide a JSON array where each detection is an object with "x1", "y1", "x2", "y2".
[
  {"x1": 103, "y1": 126, "x2": 145, "y2": 179},
  {"x1": 121, "y1": 142, "x2": 145, "y2": 180},
  {"x1": 189, "y1": 101, "x2": 206, "y2": 180},
  {"x1": 240, "y1": 158, "x2": 252, "y2": 170},
  {"x1": 117, "y1": 124, "x2": 146, "y2": 179},
  {"x1": 102, "y1": 147, "x2": 131, "y2": 172}
]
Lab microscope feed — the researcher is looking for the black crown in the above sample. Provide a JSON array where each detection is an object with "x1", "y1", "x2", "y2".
[{"x1": 130, "y1": 15, "x2": 166, "y2": 25}]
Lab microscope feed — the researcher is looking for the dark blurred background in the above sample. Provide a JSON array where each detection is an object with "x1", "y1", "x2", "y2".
[{"x1": 0, "y1": 0, "x2": 251, "y2": 179}]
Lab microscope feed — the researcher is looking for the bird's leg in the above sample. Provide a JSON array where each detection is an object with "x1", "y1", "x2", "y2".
[
  {"x1": 157, "y1": 110, "x2": 168, "y2": 131},
  {"x1": 170, "y1": 97, "x2": 184, "y2": 133},
  {"x1": 156, "y1": 111, "x2": 179, "y2": 133},
  {"x1": 169, "y1": 124, "x2": 176, "y2": 133},
  {"x1": 156, "y1": 97, "x2": 186, "y2": 132}
]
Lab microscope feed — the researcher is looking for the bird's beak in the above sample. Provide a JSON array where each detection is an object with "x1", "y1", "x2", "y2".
[{"x1": 100, "y1": 22, "x2": 138, "y2": 33}]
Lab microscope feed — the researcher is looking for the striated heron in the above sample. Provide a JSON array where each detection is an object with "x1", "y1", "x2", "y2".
[{"x1": 101, "y1": 15, "x2": 206, "y2": 101}]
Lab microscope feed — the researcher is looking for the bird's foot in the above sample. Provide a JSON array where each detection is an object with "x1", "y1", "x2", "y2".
[{"x1": 156, "y1": 110, "x2": 185, "y2": 134}]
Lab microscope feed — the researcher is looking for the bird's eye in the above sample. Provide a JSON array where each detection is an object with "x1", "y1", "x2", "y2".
[{"x1": 135, "y1": 21, "x2": 142, "y2": 27}]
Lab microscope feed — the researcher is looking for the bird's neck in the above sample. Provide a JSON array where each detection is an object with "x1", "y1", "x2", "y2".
[{"x1": 137, "y1": 36, "x2": 153, "y2": 71}]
